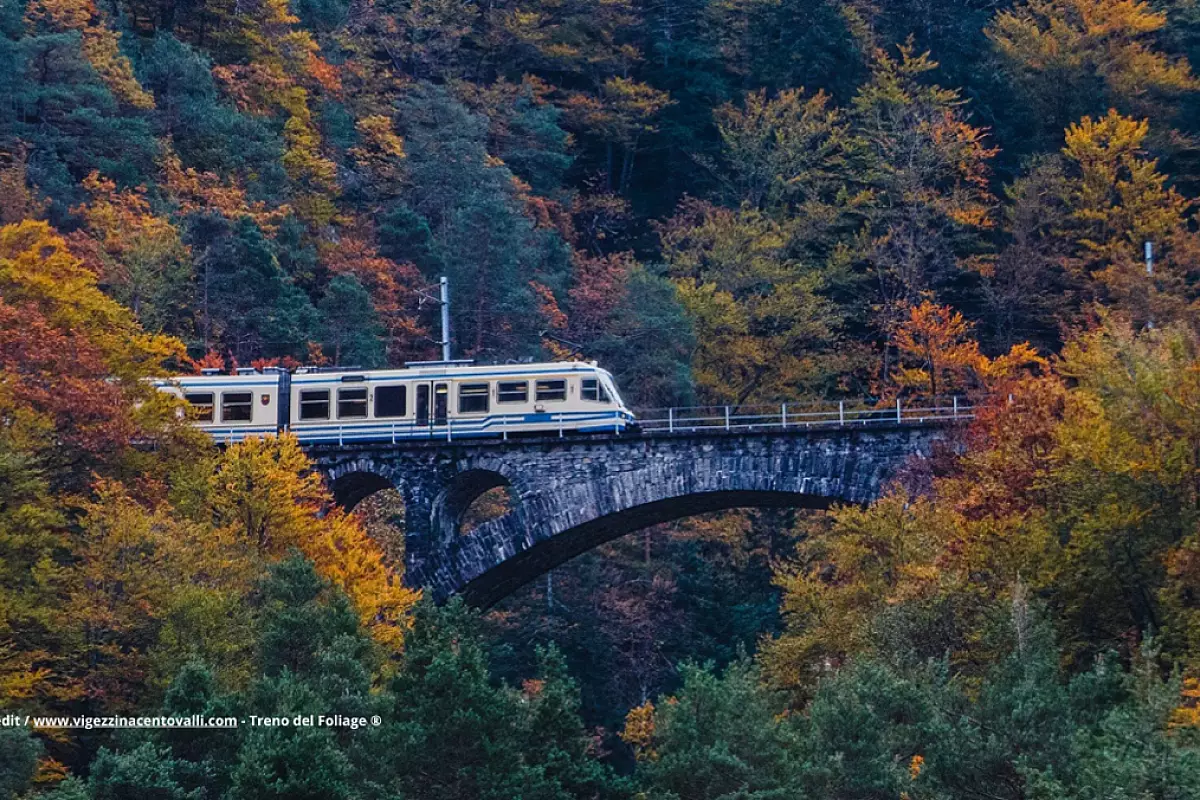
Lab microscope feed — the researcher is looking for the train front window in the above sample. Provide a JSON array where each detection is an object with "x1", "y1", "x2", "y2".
[
  {"x1": 299, "y1": 390, "x2": 330, "y2": 420},
  {"x1": 498, "y1": 381, "x2": 527, "y2": 403},
  {"x1": 536, "y1": 379, "x2": 567, "y2": 402},
  {"x1": 458, "y1": 383, "x2": 489, "y2": 414},
  {"x1": 338, "y1": 388, "x2": 368, "y2": 419},
  {"x1": 221, "y1": 392, "x2": 252, "y2": 422},
  {"x1": 582, "y1": 379, "x2": 611, "y2": 403},
  {"x1": 600, "y1": 376, "x2": 622, "y2": 406},
  {"x1": 375, "y1": 385, "x2": 406, "y2": 418},
  {"x1": 184, "y1": 392, "x2": 214, "y2": 421}
]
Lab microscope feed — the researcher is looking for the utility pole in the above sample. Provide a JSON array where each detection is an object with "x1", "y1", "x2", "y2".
[
  {"x1": 1145, "y1": 242, "x2": 1155, "y2": 330},
  {"x1": 417, "y1": 277, "x2": 452, "y2": 361},
  {"x1": 439, "y1": 276, "x2": 451, "y2": 362}
]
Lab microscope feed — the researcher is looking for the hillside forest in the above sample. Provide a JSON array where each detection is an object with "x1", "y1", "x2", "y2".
[{"x1": 5, "y1": 0, "x2": 1200, "y2": 796}]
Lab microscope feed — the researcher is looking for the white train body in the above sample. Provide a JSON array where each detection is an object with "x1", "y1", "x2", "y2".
[{"x1": 154, "y1": 361, "x2": 635, "y2": 444}]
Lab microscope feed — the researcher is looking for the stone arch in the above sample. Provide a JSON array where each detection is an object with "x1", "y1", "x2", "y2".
[
  {"x1": 327, "y1": 468, "x2": 395, "y2": 511},
  {"x1": 308, "y1": 423, "x2": 947, "y2": 606},
  {"x1": 432, "y1": 468, "x2": 513, "y2": 541},
  {"x1": 459, "y1": 488, "x2": 833, "y2": 607}
]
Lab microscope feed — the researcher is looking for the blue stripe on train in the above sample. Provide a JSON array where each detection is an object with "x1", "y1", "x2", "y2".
[{"x1": 199, "y1": 411, "x2": 630, "y2": 442}]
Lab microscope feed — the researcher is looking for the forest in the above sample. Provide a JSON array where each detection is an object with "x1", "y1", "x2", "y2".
[{"x1": 4, "y1": 0, "x2": 1200, "y2": 795}]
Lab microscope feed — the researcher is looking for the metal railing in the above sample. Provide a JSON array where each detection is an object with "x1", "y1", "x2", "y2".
[{"x1": 631, "y1": 397, "x2": 977, "y2": 435}]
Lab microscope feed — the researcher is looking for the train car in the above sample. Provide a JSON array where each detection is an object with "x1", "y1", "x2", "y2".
[
  {"x1": 155, "y1": 361, "x2": 635, "y2": 444},
  {"x1": 152, "y1": 367, "x2": 289, "y2": 443}
]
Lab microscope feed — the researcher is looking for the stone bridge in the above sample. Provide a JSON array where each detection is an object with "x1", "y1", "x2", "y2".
[{"x1": 308, "y1": 422, "x2": 956, "y2": 607}]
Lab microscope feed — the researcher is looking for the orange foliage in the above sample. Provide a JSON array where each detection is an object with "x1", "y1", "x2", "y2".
[
  {"x1": 188, "y1": 350, "x2": 227, "y2": 373},
  {"x1": 162, "y1": 151, "x2": 289, "y2": 230},
  {"x1": 0, "y1": 221, "x2": 184, "y2": 458},
  {"x1": 321, "y1": 228, "x2": 427, "y2": 363},
  {"x1": 891, "y1": 301, "x2": 1046, "y2": 397},
  {"x1": 568, "y1": 251, "x2": 634, "y2": 334},
  {"x1": 307, "y1": 52, "x2": 343, "y2": 94}
]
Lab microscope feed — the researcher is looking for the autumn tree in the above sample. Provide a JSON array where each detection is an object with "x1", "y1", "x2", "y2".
[
  {"x1": 70, "y1": 172, "x2": 194, "y2": 336},
  {"x1": 24, "y1": 0, "x2": 155, "y2": 109},
  {"x1": 988, "y1": 0, "x2": 1196, "y2": 150},
  {"x1": 712, "y1": 87, "x2": 850, "y2": 213},
  {"x1": 661, "y1": 200, "x2": 842, "y2": 404},
  {"x1": 850, "y1": 44, "x2": 997, "y2": 328},
  {"x1": 986, "y1": 111, "x2": 1200, "y2": 335},
  {"x1": 890, "y1": 300, "x2": 1045, "y2": 397}
]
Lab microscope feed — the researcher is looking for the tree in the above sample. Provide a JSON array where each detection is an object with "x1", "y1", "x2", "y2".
[
  {"x1": 24, "y1": 0, "x2": 155, "y2": 110},
  {"x1": 988, "y1": 0, "x2": 1197, "y2": 151},
  {"x1": 186, "y1": 214, "x2": 318, "y2": 361},
  {"x1": 0, "y1": 728, "x2": 42, "y2": 799},
  {"x1": 890, "y1": 300, "x2": 1044, "y2": 397},
  {"x1": 70, "y1": 172, "x2": 194, "y2": 336},
  {"x1": 202, "y1": 435, "x2": 417, "y2": 649},
  {"x1": 627, "y1": 659, "x2": 805, "y2": 798},
  {"x1": 394, "y1": 83, "x2": 572, "y2": 360},
  {"x1": 712, "y1": 88, "x2": 850, "y2": 212},
  {"x1": 849, "y1": 43, "x2": 997, "y2": 330},
  {"x1": 317, "y1": 273, "x2": 385, "y2": 367},
  {"x1": 661, "y1": 200, "x2": 841, "y2": 404}
]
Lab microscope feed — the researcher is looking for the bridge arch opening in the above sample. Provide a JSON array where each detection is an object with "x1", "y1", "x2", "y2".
[
  {"x1": 434, "y1": 469, "x2": 514, "y2": 540},
  {"x1": 329, "y1": 470, "x2": 394, "y2": 512},
  {"x1": 458, "y1": 488, "x2": 836, "y2": 607}
]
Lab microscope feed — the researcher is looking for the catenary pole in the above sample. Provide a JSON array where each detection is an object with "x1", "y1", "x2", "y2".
[{"x1": 440, "y1": 276, "x2": 451, "y2": 361}]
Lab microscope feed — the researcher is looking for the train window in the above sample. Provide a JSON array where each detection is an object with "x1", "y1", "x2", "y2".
[
  {"x1": 184, "y1": 392, "x2": 214, "y2": 421},
  {"x1": 581, "y1": 379, "x2": 612, "y2": 403},
  {"x1": 536, "y1": 379, "x2": 566, "y2": 402},
  {"x1": 458, "y1": 383, "x2": 489, "y2": 414},
  {"x1": 338, "y1": 387, "x2": 368, "y2": 419},
  {"x1": 221, "y1": 392, "x2": 253, "y2": 422},
  {"x1": 375, "y1": 385, "x2": 406, "y2": 418},
  {"x1": 498, "y1": 381, "x2": 528, "y2": 403},
  {"x1": 299, "y1": 390, "x2": 330, "y2": 420}
]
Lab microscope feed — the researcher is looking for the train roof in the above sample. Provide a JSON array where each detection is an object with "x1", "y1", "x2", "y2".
[{"x1": 159, "y1": 360, "x2": 614, "y2": 384}]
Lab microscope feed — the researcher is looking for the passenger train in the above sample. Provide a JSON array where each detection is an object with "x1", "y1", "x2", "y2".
[{"x1": 153, "y1": 360, "x2": 636, "y2": 444}]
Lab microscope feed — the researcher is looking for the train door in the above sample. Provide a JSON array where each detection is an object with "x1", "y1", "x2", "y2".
[{"x1": 414, "y1": 382, "x2": 450, "y2": 432}]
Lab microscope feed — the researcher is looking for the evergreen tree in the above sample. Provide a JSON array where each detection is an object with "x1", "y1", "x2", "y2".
[{"x1": 317, "y1": 273, "x2": 385, "y2": 367}]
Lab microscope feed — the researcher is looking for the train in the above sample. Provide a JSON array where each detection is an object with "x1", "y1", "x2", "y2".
[{"x1": 152, "y1": 360, "x2": 636, "y2": 444}]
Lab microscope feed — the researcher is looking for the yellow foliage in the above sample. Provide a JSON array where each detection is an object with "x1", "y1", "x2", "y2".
[
  {"x1": 25, "y1": 0, "x2": 154, "y2": 108},
  {"x1": 620, "y1": 701, "x2": 658, "y2": 761},
  {"x1": 208, "y1": 435, "x2": 418, "y2": 648},
  {"x1": 989, "y1": 0, "x2": 1195, "y2": 114},
  {"x1": 0, "y1": 221, "x2": 184, "y2": 380},
  {"x1": 162, "y1": 150, "x2": 289, "y2": 231},
  {"x1": 663, "y1": 201, "x2": 841, "y2": 404}
]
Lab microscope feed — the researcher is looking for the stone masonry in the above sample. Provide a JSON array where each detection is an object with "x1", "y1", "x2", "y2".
[{"x1": 308, "y1": 423, "x2": 952, "y2": 607}]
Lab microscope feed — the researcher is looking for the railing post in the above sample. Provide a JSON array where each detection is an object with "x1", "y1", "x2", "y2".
[
  {"x1": 839, "y1": 400, "x2": 844, "y2": 426},
  {"x1": 896, "y1": 398, "x2": 902, "y2": 423},
  {"x1": 724, "y1": 406, "x2": 731, "y2": 431},
  {"x1": 558, "y1": 413, "x2": 564, "y2": 438},
  {"x1": 391, "y1": 422, "x2": 396, "y2": 445},
  {"x1": 668, "y1": 407, "x2": 674, "y2": 433},
  {"x1": 952, "y1": 395, "x2": 958, "y2": 419},
  {"x1": 447, "y1": 417, "x2": 452, "y2": 442},
  {"x1": 781, "y1": 403, "x2": 787, "y2": 429},
  {"x1": 502, "y1": 415, "x2": 508, "y2": 441}
]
